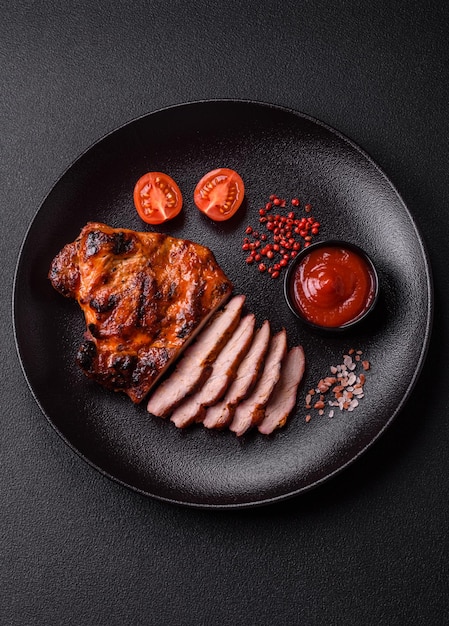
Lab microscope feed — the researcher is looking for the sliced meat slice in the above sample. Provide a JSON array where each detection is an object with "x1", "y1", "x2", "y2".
[
  {"x1": 147, "y1": 294, "x2": 245, "y2": 417},
  {"x1": 258, "y1": 346, "x2": 306, "y2": 435},
  {"x1": 170, "y1": 314, "x2": 256, "y2": 428},
  {"x1": 203, "y1": 320, "x2": 271, "y2": 430},
  {"x1": 229, "y1": 329, "x2": 287, "y2": 436}
]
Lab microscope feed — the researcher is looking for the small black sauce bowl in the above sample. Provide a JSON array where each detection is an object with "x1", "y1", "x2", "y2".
[{"x1": 283, "y1": 239, "x2": 380, "y2": 332}]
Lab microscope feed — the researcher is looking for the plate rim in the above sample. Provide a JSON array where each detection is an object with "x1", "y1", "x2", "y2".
[{"x1": 12, "y1": 98, "x2": 434, "y2": 509}]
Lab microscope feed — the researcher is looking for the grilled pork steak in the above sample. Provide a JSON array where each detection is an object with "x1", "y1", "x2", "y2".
[{"x1": 49, "y1": 222, "x2": 233, "y2": 403}]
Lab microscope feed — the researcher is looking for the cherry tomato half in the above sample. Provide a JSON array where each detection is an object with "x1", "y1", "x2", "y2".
[
  {"x1": 133, "y1": 172, "x2": 182, "y2": 225},
  {"x1": 193, "y1": 168, "x2": 245, "y2": 221}
]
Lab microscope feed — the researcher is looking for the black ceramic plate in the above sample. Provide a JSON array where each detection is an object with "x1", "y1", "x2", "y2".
[{"x1": 13, "y1": 100, "x2": 432, "y2": 508}]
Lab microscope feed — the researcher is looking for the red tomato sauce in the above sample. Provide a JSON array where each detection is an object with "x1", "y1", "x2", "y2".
[{"x1": 291, "y1": 245, "x2": 377, "y2": 328}]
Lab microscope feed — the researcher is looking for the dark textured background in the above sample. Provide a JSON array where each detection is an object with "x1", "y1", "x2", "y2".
[{"x1": 2, "y1": 2, "x2": 448, "y2": 624}]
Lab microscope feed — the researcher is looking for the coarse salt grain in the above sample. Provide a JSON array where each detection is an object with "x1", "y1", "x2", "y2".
[{"x1": 304, "y1": 350, "x2": 370, "y2": 421}]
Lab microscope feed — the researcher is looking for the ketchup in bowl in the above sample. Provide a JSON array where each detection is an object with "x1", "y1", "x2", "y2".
[{"x1": 284, "y1": 240, "x2": 378, "y2": 330}]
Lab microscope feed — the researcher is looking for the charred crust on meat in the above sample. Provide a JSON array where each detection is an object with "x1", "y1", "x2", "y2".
[
  {"x1": 111, "y1": 231, "x2": 135, "y2": 255},
  {"x1": 131, "y1": 356, "x2": 157, "y2": 384},
  {"x1": 131, "y1": 348, "x2": 170, "y2": 386},
  {"x1": 85, "y1": 230, "x2": 107, "y2": 258},
  {"x1": 177, "y1": 321, "x2": 194, "y2": 338},
  {"x1": 48, "y1": 243, "x2": 80, "y2": 298},
  {"x1": 49, "y1": 270, "x2": 73, "y2": 298},
  {"x1": 89, "y1": 294, "x2": 118, "y2": 313},
  {"x1": 136, "y1": 274, "x2": 155, "y2": 325},
  {"x1": 85, "y1": 230, "x2": 135, "y2": 259},
  {"x1": 76, "y1": 339, "x2": 97, "y2": 370},
  {"x1": 216, "y1": 281, "x2": 232, "y2": 296},
  {"x1": 112, "y1": 354, "x2": 137, "y2": 372},
  {"x1": 48, "y1": 265, "x2": 60, "y2": 283},
  {"x1": 167, "y1": 282, "x2": 177, "y2": 298}
]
